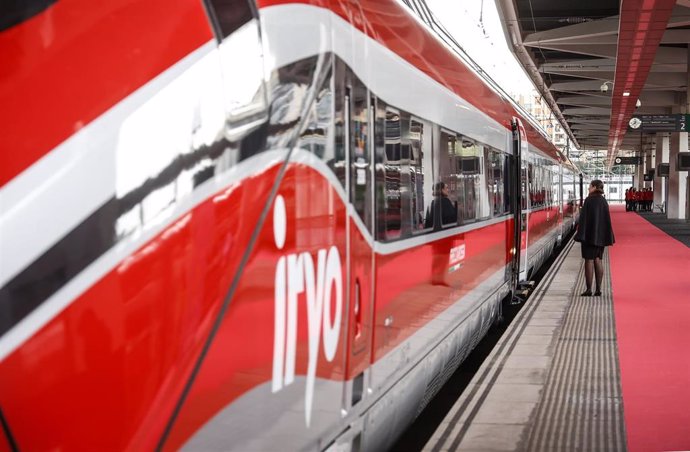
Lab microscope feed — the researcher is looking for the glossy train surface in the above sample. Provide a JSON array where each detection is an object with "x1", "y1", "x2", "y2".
[{"x1": 0, "y1": 0, "x2": 581, "y2": 450}]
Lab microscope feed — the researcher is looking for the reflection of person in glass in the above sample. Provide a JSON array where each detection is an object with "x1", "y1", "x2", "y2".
[
  {"x1": 424, "y1": 182, "x2": 456, "y2": 230},
  {"x1": 425, "y1": 182, "x2": 457, "y2": 286}
]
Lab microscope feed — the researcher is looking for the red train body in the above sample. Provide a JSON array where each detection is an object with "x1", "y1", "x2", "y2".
[{"x1": 0, "y1": 0, "x2": 580, "y2": 450}]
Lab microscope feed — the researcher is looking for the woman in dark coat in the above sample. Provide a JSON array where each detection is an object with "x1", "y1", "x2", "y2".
[{"x1": 574, "y1": 179, "x2": 615, "y2": 296}]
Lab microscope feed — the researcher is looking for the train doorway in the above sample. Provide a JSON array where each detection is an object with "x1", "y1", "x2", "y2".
[
  {"x1": 338, "y1": 65, "x2": 375, "y2": 414},
  {"x1": 511, "y1": 119, "x2": 529, "y2": 285}
]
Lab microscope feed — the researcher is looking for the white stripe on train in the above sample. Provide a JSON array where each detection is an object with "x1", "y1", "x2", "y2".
[
  {"x1": 1, "y1": 3, "x2": 557, "y2": 290},
  {"x1": 0, "y1": 41, "x2": 218, "y2": 289}
]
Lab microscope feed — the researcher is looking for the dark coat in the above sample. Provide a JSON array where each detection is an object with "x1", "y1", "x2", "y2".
[
  {"x1": 575, "y1": 192, "x2": 615, "y2": 247},
  {"x1": 425, "y1": 196, "x2": 456, "y2": 230}
]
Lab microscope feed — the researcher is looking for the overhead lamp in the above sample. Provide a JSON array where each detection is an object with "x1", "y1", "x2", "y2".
[
  {"x1": 600, "y1": 81, "x2": 614, "y2": 92},
  {"x1": 623, "y1": 92, "x2": 631, "y2": 97}
]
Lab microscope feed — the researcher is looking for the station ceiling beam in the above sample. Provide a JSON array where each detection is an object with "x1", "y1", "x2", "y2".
[
  {"x1": 495, "y1": 0, "x2": 685, "y2": 168},
  {"x1": 607, "y1": 0, "x2": 676, "y2": 169}
]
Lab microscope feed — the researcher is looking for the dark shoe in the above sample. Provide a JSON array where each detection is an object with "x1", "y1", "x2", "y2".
[
  {"x1": 581, "y1": 290, "x2": 592, "y2": 297},
  {"x1": 594, "y1": 291, "x2": 602, "y2": 296}
]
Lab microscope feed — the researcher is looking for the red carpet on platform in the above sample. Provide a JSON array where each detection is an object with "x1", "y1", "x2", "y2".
[{"x1": 608, "y1": 205, "x2": 690, "y2": 452}]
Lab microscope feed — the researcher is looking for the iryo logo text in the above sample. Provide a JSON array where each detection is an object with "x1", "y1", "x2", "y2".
[{"x1": 271, "y1": 195, "x2": 343, "y2": 427}]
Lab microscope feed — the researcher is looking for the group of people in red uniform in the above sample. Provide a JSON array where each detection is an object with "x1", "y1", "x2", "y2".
[{"x1": 625, "y1": 187, "x2": 654, "y2": 212}]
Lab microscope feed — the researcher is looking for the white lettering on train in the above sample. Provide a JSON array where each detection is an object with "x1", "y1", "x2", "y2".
[
  {"x1": 449, "y1": 243, "x2": 466, "y2": 266},
  {"x1": 271, "y1": 195, "x2": 343, "y2": 427}
]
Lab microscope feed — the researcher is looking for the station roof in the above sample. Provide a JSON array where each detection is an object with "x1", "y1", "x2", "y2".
[{"x1": 495, "y1": 0, "x2": 684, "y2": 168}]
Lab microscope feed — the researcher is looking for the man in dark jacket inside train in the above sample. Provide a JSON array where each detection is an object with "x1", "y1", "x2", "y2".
[
  {"x1": 574, "y1": 179, "x2": 615, "y2": 296},
  {"x1": 424, "y1": 182, "x2": 457, "y2": 231}
]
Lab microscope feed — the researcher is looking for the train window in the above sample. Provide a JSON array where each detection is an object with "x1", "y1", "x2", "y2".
[
  {"x1": 377, "y1": 110, "x2": 434, "y2": 240},
  {"x1": 332, "y1": 60, "x2": 348, "y2": 189},
  {"x1": 532, "y1": 164, "x2": 539, "y2": 207},
  {"x1": 398, "y1": 112, "x2": 412, "y2": 236},
  {"x1": 436, "y1": 130, "x2": 459, "y2": 228},
  {"x1": 378, "y1": 108, "x2": 403, "y2": 240},
  {"x1": 409, "y1": 118, "x2": 433, "y2": 234},
  {"x1": 551, "y1": 169, "x2": 556, "y2": 205},
  {"x1": 528, "y1": 162, "x2": 536, "y2": 207},
  {"x1": 486, "y1": 148, "x2": 504, "y2": 216},
  {"x1": 538, "y1": 164, "x2": 543, "y2": 206},
  {"x1": 298, "y1": 66, "x2": 333, "y2": 159},
  {"x1": 539, "y1": 165, "x2": 548, "y2": 207},
  {"x1": 349, "y1": 76, "x2": 372, "y2": 231},
  {"x1": 521, "y1": 160, "x2": 528, "y2": 211},
  {"x1": 504, "y1": 154, "x2": 513, "y2": 214},
  {"x1": 562, "y1": 172, "x2": 576, "y2": 216},
  {"x1": 458, "y1": 137, "x2": 485, "y2": 222},
  {"x1": 204, "y1": 0, "x2": 256, "y2": 40},
  {"x1": 207, "y1": 0, "x2": 268, "y2": 140}
]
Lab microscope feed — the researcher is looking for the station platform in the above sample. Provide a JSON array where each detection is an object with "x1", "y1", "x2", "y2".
[{"x1": 421, "y1": 206, "x2": 690, "y2": 452}]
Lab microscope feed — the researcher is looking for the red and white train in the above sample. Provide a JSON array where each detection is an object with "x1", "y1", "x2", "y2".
[{"x1": 0, "y1": 0, "x2": 581, "y2": 450}]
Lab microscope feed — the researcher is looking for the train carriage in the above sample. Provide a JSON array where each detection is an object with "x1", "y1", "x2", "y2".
[{"x1": 0, "y1": 0, "x2": 580, "y2": 450}]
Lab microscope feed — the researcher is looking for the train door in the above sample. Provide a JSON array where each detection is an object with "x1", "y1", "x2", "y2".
[
  {"x1": 509, "y1": 119, "x2": 524, "y2": 294},
  {"x1": 341, "y1": 68, "x2": 375, "y2": 415},
  {"x1": 519, "y1": 146, "x2": 531, "y2": 280},
  {"x1": 511, "y1": 119, "x2": 530, "y2": 283},
  {"x1": 579, "y1": 173, "x2": 584, "y2": 207},
  {"x1": 557, "y1": 163, "x2": 564, "y2": 243}
]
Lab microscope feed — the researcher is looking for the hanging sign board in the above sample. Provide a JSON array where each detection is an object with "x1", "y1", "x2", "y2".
[
  {"x1": 613, "y1": 156, "x2": 642, "y2": 165},
  {"x1": 657, "y1": 163, "x2": 670, "y2": 177},
  {"x1": 627, "y1": 114, "x2": 688, "y2": 132},
  {"x1": 678, "y1": 152, "x2": 690, "y2": 170}
]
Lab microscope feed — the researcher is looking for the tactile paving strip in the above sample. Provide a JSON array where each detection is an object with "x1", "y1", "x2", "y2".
[
  {"x1": 525, "y1": 248, "x2": 627, "y2": 452},
  {"x1": 421, "y1": 238, "x2": 627, "y2": 452}
]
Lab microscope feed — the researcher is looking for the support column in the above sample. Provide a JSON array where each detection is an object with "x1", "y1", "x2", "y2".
[
  {"x1": 653, "y1": 133, "x2": 669, "y2": 210},
  {"x1": 636, "y1": 151, "x2": 645, "y2": 189},
  {"x1": 667, "y1": 51, "x2": 690, "y2": 219},
  {"x1": 645, "y1": 150, "x2": 653, "y2": 188},
  {"x1": 668, "y1": 132, "x2": 688, "y2": 218}
]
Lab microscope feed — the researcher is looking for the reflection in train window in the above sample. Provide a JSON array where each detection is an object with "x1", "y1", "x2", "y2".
[
  {"x1": 457, "y1": 136, "x2": 485, "y2": 222},
  {"x1": 408, "y1": 118, "x2": 432, "y2": 234},
  {"x1": 504, "y1": 154, "x2": 514, "y2": 214},
  {"x1": 380, "y1": 108, "x2": 402, "y2": 240},
  {"x1": 378, "y1": 108, "x2": 435, "y2": 240},
  {"x1": 349, "y1": 74, "x2": 372, "y2": 231},
  {"x1": 551, "y1": 164, "x2": 560, "y2": 208},
  {"x1": 521, "y1": 160, "x2": 528, "y2": 211},
  {"x1": 373, "y1": 103, "x2": 523, "y2": 240},
  {"x1": 332, "y1": 59, "x2": 348, "y2": 189},
  {"x1": 486, "y1": 148, "x2": 504, "y2": 216},
  {"x1": 298, "y1": 66, "x2": 332, "y2": 159},
  {"x1": 437, "y1": 130, "x2": 459, "y2": 227}
]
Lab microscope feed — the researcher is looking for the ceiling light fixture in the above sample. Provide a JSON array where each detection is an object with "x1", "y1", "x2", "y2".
[
  {"x1": 600, "y1": 81, "x2": 614, "y2": 92},
  {"x1": 623, "y1": 92, "x2": 631, "y2": 96}
]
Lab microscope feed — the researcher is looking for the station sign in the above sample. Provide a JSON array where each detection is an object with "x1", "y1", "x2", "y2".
[
  {"x1": 627, "y1": 114, "x2": 689, "y2": 132},
  {"x1": 613, "y1": 156, "x2": 641, "y2": 165}
]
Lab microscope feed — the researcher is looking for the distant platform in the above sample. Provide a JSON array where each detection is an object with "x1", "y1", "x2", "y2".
[{"x1": 637, "y1": 211, "x2": 690, "y2": 248}]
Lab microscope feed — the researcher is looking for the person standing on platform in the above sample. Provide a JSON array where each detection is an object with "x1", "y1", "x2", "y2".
[
  {"x1": 647, "y1": 187, "x2": 653, "y2": 211},
  {"x1": 574, "y1": 179, "x2": 615, "y2": 296},
  {"x1": 630, "y1": 187, "x2": 637, "y2": 212}
]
